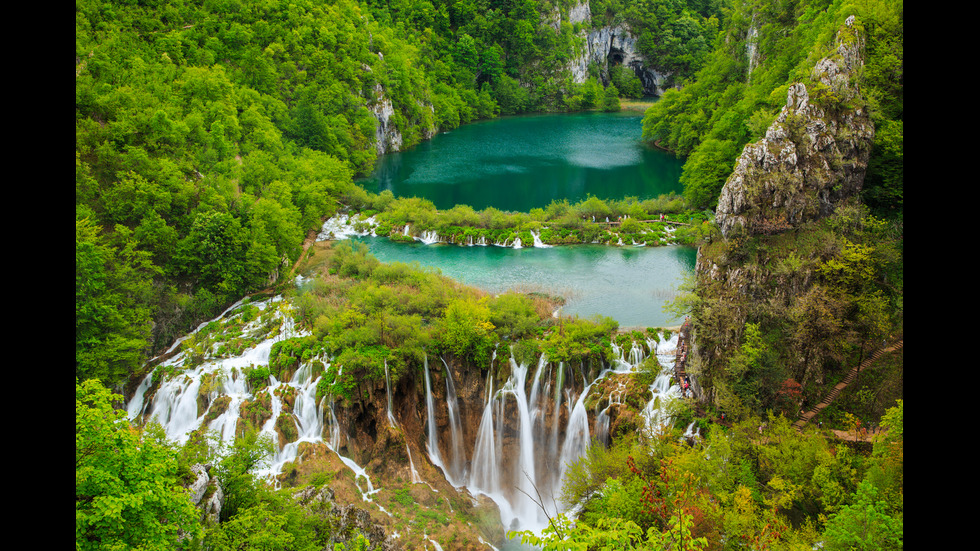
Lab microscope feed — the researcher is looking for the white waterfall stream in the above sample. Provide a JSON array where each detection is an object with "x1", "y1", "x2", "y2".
[
  {"x1": 441, "y1": 358, "x2": 467, "y2": 486},
  {"x1": 127, "y1": 293, "x2": 688, "y2": 541},
  {"x1": 125, "y1": 296, "x2": 382, "y2": 500}
]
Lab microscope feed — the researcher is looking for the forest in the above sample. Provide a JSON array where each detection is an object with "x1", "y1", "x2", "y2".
[
  {"x1": 77, "y1": 0, "x2": 902, "y2": 549},
  {"x1": 76, "y1": 0, "x2": 725, "y2": 385}
]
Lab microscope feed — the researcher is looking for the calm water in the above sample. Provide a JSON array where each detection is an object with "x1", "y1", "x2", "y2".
[
  {"x1": 353, "y1": 111, "x2": 694, "y2": 327},
  {"x1": 360, "y1": 111, "x2": 684, "y2": 211},
  {"x1": 353, "y1": 236, "x2": 696, "y2": 328}
]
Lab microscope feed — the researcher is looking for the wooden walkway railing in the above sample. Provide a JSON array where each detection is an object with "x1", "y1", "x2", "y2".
[
  {"x1": 792, "y1": 340, "x2": 904, "y2": 432},
  {"x1": 597, "y1": 219, "x2": 692, "y2": 227},
  {"x1": 674, "y1": 319, "x2": 692, "y2": 396}
]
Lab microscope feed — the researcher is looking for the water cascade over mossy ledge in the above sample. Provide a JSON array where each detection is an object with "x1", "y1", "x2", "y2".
[{"x1": 126, "y1": 257, "x2": 695, "y2": 548}]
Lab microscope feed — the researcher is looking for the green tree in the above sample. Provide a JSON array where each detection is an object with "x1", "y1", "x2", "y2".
[
  {"x1": 213, "y1": 429, "x2": 276, "y2": 521},
  {"x1": 439, "y1": 297, "x2": 496, "y2": 366},
  {"x1": 76, "y1": 379, "x2": 200, "y2": 549},
  {"x1": 76, "y1": 218, "x2": 158, "y2": 384},
  {"x1": 821, "y1": 480, "x2": 903, "y2": 550},
  {"x1": 602, "y1": 83, "x2": 621, "y2": 112},
  {"x1": 174, "y1": 210, "x2": 250, "y2": 296}
]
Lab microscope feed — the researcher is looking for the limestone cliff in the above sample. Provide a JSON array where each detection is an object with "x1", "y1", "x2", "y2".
[
  {"x1": 689, "y1": 17, "x2": 877, "y2": 406},
  {"x1": 715, "y1": 16, "x2": 874, "y2": 239},
  {"x1": 559, "y1": 1, "x2": 671, "y2": 96}
]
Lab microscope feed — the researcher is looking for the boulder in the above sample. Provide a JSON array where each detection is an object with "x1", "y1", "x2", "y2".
[{"x1": 183, "y1": 463, "x2": 224, "y2": 524}]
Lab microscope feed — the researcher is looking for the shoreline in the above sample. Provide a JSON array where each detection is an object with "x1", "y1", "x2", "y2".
[{"x1": 318, "y1": 211, "x2": 706, "y2": 250}]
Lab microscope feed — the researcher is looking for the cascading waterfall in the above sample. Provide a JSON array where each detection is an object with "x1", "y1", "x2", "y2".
[
  {"x1": 441, "y1": 358, "x2": 467, "y2": 486},
  {"x1": 531, "y1": 230, "x2": 552, "y2": 248},
  {"x1": 416, "y1": 230, "x2": 440, "y2": 245},
  {"x1": 643, "y1": 333, "x2": 683, "y2": 435},
  {"x1": 468, "y1": 370, "x2": 500, "y2": 494},
  {"x1": 384, "y1": 360, "x2": 397, "y2": 428},
  {"x1": 126, "y1": 297, "x2": 380, "y2": 500},
  {"x1": 257, "y1": 362, "x2": 329, "y2": 480},
  {"x1": 127, "y1": 291, "x2": 690, "y2": 541},
  {"x1": 423, "y1": 356, "x2": 447, "y2": 477},
  {"x1": 467, "y1": 354, "x2": 573, "y2": 534},
  {"x1": 557, "y1": 382, "x2": 593, "y2": 490},
  {"x1": 130, "y1": 297, "x2": 297, "y2": 446}
]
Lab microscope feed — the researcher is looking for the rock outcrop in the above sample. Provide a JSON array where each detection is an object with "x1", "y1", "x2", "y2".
[
  {"x1": 688, "y1": 17, "x2": 877, "y2": 405},
  {"x1": 715, "y1": 16, "x2": 874, "y2": 239},
  {"x1": 185, "y1": 464, "x2": 224, "y2": 524},
  {"x1": 560, "y1": 1, "x2": 671, "y2": 95}
]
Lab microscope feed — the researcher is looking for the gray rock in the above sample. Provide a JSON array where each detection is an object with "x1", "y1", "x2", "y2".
[
  {"x1": 715, "y1": 16, "x2": 874, "y2": 239},
  {"x1": 568, "y1": 21, "x2": 671, "y2": 96},
  {"x1": 203, "y1": 481, "x2": 224, "y2": 524},
  {"x1": 187, "y1": 464, "x2": 209, "y2": 505}
]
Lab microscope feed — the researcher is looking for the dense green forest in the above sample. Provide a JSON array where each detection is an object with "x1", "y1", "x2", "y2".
[
  {"x1": 76, "y1": 0, "x2": 725, "y2": 385},
  {"x1": 77, "y1": 0, "x2": 902, "y2": 548}
]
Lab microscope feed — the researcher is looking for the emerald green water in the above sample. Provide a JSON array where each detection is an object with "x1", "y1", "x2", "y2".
[
  {"x1": 352, "y1": 111, "x2": 695, "y2": 327},
  {"x1": 360, "y1": 111, "x2": 684, "y2": 211}
]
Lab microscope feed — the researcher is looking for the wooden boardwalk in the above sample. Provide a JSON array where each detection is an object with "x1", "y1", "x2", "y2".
[
  {"x1": 674, "y1": 319, "x2": 692, "y2": 396},
  {"x1": 597, "y1": 218, "x2": 693, "y2": 227},
  {"x1": 792, "y1": 340, "x2": 904, "y2": 432}
]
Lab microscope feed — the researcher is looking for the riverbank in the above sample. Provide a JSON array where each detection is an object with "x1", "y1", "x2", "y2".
[{"x1": 620, "y1": 98, "x2": 658, "y2": 112}]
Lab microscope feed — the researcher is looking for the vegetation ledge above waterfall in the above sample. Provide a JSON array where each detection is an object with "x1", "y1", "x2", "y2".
[{"x1": 322, "y1": 191, "x2": 711, "y2": 247}]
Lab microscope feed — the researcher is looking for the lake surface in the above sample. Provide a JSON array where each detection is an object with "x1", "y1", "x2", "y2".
[
  {"x1": 360, "y1": 111, "x2": 684, "y2": 211},
  {"x1": 351, "y1": 236, "x2": 696, "y2": 328},
  {"x1": 352, "y1": 111, "x2": 694, "y2": 327}
]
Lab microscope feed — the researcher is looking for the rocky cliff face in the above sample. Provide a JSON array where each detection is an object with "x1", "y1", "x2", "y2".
[
  {"x1": 577, "y1": 25, "x2": 671, "y2": 95},
  {"x1": 364, "y1": 54, "x2": 436, "y2": 156},
  {"x1": 555, "y1": 1, "x2": 671, "y2": 96},
  {"x1": 689, "y1": 17, "x2": 876, "y2": 405},
  {"x1": 715, "y1": 16, "x2": 874, "y2": 239}
]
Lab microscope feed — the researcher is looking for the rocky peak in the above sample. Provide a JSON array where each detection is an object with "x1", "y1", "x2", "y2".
[{"x1": 715, "y1": 16, "x2": 874, "y2": 239}]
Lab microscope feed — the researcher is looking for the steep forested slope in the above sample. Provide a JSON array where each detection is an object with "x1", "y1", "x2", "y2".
[{"x1": 642, "y1": 0, "x2": 902, "y2": 215}]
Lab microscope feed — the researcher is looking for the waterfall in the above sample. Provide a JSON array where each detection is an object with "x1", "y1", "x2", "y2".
[
  {"x1": 595, "y1": 387, "x2": 624, "y2": 447},
  {"x1": 643, "y1": 333, "x2": 683, "y2": 435},
  {"x1": 531, "y1": 230, "x2": 551, "y2": 248},
  {"x1": 257, "y1": 364, "x2": 328, "y2": 479},
  {"x1": 125, "y1": 297, "x2": 349, "y2": 485},
  {"x1": 416, "y1": 230, "x2": 440, "y2": 245},
  {"x1": 317, "y1": 213, "x2": 378, "y2": 241},
  {"x1": 327, "y1": 398, "x2": 341, "y2": 451},
  {"x1": 469, "y1": 371, "x2": 500, "y2": 494},
  {"x1": 384, "y1": 360, "x2": 397, "y2": 428},
  {"x1": 406, "y1": 444, "x2": 423, "y2": 484},
  {"x1": 557, "y1": 382, "x2": 593, "y2": 488},
  {"x1": 423, "y1": 356, "x2": 446, "y2": 475},
  {"x1": 441, "y1": 358, "x2": 467, "y2": 486},
  {"x1": 128, "y1": 294, "x2": 690, "y2": 540},
  {"x1": 131, "y1": 297, "x2": 293, "y2": 446},
  {"x1": 467, "y1": 354, "x2": 575, "y2": 535}
]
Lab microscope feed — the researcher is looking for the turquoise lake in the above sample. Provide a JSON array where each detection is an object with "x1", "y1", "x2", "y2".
[
  {"x1": 352, "y1": 111, "x2": 695, "y2": 328},
  {"x1": 359, "y1": 111, "x2": 684, "y2": 212},
  {"x1": 350, "y1": 235, "x2": 696, "y2": 328}
]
